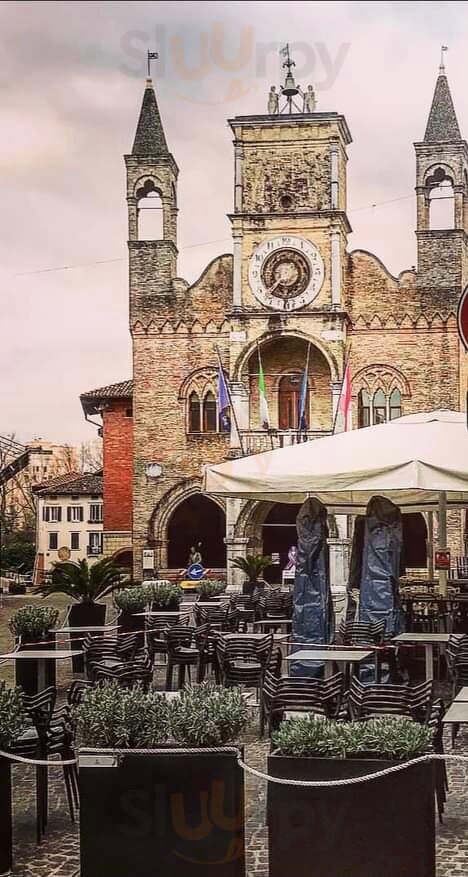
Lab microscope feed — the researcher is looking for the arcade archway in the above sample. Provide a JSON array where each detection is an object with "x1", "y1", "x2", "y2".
[
  {"x1": 262, "y1": 503, "x2": 301, "y2": 584},
  {"x1": 167, "y1": 494, "x2": 226, "y2": 568}
]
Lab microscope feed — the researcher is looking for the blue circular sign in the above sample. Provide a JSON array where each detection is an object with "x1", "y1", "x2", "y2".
[{"x1": 187, "y1": 563, "x2": 205, "y2": 581}]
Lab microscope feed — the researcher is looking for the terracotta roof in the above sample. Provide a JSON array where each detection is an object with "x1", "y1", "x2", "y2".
[
  {"x1": 35, "y1": 473, "x2": 103, "y2": 497},
  {"x1": 32, "y1": 471, "x2": 82, "y2": 494},
  {"x1": 80, "y1": 380, "x2": 133, "y2": 416}
]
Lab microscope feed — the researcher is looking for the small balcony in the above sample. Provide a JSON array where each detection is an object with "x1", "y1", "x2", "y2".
[{"x1": 239, "y1": 429, "x2": 331, "y2": 456}]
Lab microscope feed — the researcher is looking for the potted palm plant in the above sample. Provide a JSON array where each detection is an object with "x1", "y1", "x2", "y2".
[
  {"x1": 0, "y1": 682, "x2": 26, "y2": 875},
  {"x1": 268, "y1": 715, "x2": 435, "y2": 877},
  {"x1": 8, "y1": 605, "x2": 59, "y2": 694},
  {"x1": 76, "y1": 682, "x2": 249, "y2": 877},
  {"x1": 231, "y1": 555, "x2": 272, "y2": 595},
  {"x1": 35, "y1": 557, "x2": 126, "y2": 671}
]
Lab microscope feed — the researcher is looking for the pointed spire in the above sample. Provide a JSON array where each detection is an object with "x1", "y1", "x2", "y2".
[
  {"x1": 424, "y1": 53, "x2": 461, "y2": 143},
  {"x1": 132, "y1": 78, "x2": 168, "y2": 156}
]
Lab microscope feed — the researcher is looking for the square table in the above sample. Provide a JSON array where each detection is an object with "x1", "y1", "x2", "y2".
[
  {"x1": 253, "y1": 619, "x2": 292, "y2": 633},
  {"x1": 442, "y1": 700, "x2": 468, "y2": 747},
  {"x1": 285, "y1": 647, "x2": 373, "y2": 680},
  {"x1": 454, "y1": 687, "x2": 468, "y2": 702},
  {"x1": 0, "y1": 650, "x2": 82, "y2": 691},
  {"x1": 393, "y1": 633, "x2": 459, "y2": 681},
  {"x1": 132, "y1": 611, "x2": 184, "y2": 617},
  {"x1": 57, "y1": 625, "x2": 119, "y2": 633}
]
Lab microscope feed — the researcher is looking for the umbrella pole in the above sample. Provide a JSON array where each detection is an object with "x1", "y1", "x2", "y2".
[
  {"x1": 427, "y1": 512, "x2": 434, "y2": 579},
  {"x1": 438, "y1": 491, "x2": 448, "y2": 596}
]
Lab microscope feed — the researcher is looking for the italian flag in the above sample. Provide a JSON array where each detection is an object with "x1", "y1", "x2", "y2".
[
  {"x1": 258, "y1": 354, "x2": 270, "y2": 430},
  {"x1": 334, "y1": 361, "x2": 352, "y2": 433}
]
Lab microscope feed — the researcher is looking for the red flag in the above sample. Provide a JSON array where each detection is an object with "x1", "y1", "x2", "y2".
[{"x1": 334, "y1": 362, "x2": 351, "y2": 433}]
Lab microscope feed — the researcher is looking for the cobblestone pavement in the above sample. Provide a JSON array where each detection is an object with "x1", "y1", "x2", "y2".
[
  {"x1": 7, "y1": 726, "x2": 468, "y2": 877},
  {"x1": 2, "y1": 597, "x2": 468, "y2": 876}
]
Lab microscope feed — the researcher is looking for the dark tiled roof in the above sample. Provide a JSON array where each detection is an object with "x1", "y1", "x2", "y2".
[
  {"x1": 424, "y1": 74, "x2": 462, "y2": 142},
  {"x1": 132, "y1": 80, "x2": 168, "y2": 155},
  {"x1": 32, "y1": 471, "x2": 82, "y2": 494},
  {"x1": 35, "y1": 473, "x2": 103, "y2": 497},
  {"x1": 80, "y1": 380, "x2": 133, "y2": 415}
]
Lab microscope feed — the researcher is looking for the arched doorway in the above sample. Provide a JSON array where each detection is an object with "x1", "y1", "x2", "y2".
[
  {"x1": 113, "y1": 549, "x2": 133, "y2": 575},
  {"x1": 402, "y1": 513, "x2": 428, "y2": 568},
  {"x1": 167, "y1": 494, "x2": 226, "y2": 568},
  {"x1": 262, "y1": 503, "x2": 301, "y2": 584}
]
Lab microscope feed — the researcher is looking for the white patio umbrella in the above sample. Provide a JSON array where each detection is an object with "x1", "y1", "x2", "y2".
[{"x1": 204, "y1": 410, "x2": 468, "y2": 591}]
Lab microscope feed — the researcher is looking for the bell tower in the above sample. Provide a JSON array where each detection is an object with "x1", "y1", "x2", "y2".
[
  {"x1": 228, "y1": 48, "x2": 352, "y2": 316},
  {"x1": 125, "y1": 74, "x2": 178, "y2": 324},
  {"x1": 415, "y1": 52, "x2": 468, "y2": 290}
]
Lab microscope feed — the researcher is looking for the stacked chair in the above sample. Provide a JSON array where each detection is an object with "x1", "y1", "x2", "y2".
[{"x1": 261, "y1": 669, "x2": 343, "y2": 736}]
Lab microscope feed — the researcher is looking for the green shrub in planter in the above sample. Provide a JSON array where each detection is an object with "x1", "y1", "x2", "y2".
[
  {"x1": 150, "y1": 581, "x2": 182, "y2": 611},
  {"x1": 74, "y1": 681, "x2": 171, "y2": 748},
  {"x1": 170, "y1": 683, "x2": 250, "y2": 746},
  {"x1": 272, "y1": 715, "x2": 433, "y2": 760},
  {"x1": 8, "y1": 605, "x2": 59, "y2": 641},
  {"x1": 0, "y1": 682, "x2": 26, "y2": 750},
  {"x1": 114, "y1": 586, "x2": 148, "y2": 614},
  {"x1": 197, "y1": 579, "x2": 227, "y2": 600}
]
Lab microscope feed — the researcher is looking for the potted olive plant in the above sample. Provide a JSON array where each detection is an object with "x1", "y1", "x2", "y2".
[
  {"x1": 197, "y1": 579, "x2": 227, "y2": 601},
  {"x1": 268, "y1": 715, "x2": 435, "y2": 877},
  {"x1": 150, "y1": 581, "x2": 183, "y2": 612},
  {"x1": 76, "y1": 682, "x2": 249, "y2": 877},
  {"x1": 35, "y1": 557, "x2": 125, "y2": 671},
  {"x1": 0, "y1": 682, "x2": 26, "y2": 875},
  {"x1": 9, "y1": 605, "x2": 59, "y2": 694},
  {"x1": 231, "y1": 555, "x2": 272, "y2": 595}
]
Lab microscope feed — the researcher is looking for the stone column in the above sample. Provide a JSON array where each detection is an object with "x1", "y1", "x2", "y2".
[
  {"x1": 233, "y1": 234, "x2": 242, "y2": 309},
  {"x1": 330, "y1": 143, "x2": 339, "y2": 209},
  {"x1": 454, "y1": 187, "x2": 464, "y2": 229},
  {"x1": 416, "y1": 187, "x2": 429, "y2": 231},
  {"x1": 225, "y1": 495, "x2": 248, "y2": 591},
  {"x1": 330, "y1": 380, "x2": 342, "y2": 423},
  {"x1": 234, "y1": 144, "x2": 243, "y2": 212},
  {"x1": 229, "y1": 381, "x2": 249, "y2": 451},
  {"x1": 127, "y1": 197, "x2": 138, "y2": 240},
  {"x1": 330, "y1": 227, "x2": 341, "y2": 308}
]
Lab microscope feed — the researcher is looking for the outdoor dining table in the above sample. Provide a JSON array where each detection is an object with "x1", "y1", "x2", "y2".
[
  {"x1": 285, "y1": 647, "x2": 374, "y2": 680},
  {"x1": 442, "y1": 700, "x2": 468, "y2": 747},
  {"x1": 0, "y1": 649, "x2": 82, "y2": 691},
  {"x1": 454, "y1": 687, "x2": 468, "y2": 702},
  {"x1": 253, "y1": 618, "x2": 292, "y2": 633},
  {"x1": 393, "y1": 632, "x2": 459, "y2": 680},
  {"x1": 132, "y1": 611, "x2": 184, "y2": 617}
]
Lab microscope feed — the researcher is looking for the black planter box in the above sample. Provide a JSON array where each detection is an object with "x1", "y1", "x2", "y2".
[
  {"x1": 267, "y1": 753, "x2": 435, "y2": 877},
  {"x1": 0, "y1": 757, "x2": 12, "y2": 876},
  {"x1": 79, "y1": 747, "x2": 245, "y2": 877},
  {"x1": 15, "y1": 632, "x2": 56, "y2": 695},
  {"x1": 69, "y1": 602, "x2": 106, "y2": 672}
]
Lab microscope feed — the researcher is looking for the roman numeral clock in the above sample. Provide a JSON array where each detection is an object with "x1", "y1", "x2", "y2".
[{"x1": 248, "y1": 236, "x2": 325, "y2": 311}]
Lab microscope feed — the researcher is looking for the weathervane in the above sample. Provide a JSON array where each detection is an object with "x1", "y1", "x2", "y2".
[
  {"x1": 147, "y1": 50, "x2": 159, "y2": 78},
  {"x1": 267, "y1": 44, "x2": 316, "y2": 116},
  {"x1": 439, "y1": 44, "x2": 448, "y2": 74}
]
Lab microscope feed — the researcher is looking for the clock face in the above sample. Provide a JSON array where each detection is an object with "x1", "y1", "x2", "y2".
[{"x1": 248, "y1": 236, "x2": 324, "y2": 311}]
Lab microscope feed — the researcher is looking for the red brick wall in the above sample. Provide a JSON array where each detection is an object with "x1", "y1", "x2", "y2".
[{"x1": 103, "y1": 402, "x2": 133, "y2": 532}]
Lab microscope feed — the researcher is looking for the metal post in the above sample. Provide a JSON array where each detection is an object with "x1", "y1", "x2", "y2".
[
  {"x1": 438, "y1": 492, "x2": 448, "y2": 595},
  {"x1": 427, "y1": 512, "x2": 434, "y2": 579}
]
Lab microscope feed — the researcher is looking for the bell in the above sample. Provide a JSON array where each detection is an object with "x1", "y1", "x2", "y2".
[{"x1": 282, "y1": 71, "x2": 299, "y2": 97}]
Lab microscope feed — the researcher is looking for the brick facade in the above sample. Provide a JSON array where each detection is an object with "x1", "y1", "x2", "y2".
[{"x1": 123, "y1": 69, "x2": 468, "y2": 581}]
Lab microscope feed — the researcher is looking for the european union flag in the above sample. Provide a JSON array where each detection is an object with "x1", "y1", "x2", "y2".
[{"x1": 218, "y1": 365, "x2": 231, "y2": 432}]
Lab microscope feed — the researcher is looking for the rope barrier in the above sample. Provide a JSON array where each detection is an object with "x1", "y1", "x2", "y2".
[{"x1": 2, "y1": 746, "x2": 468, "y2": 788}]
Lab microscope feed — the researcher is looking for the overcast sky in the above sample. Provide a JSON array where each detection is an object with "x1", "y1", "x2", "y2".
[{"x1": 1, "y1": 0, "x2": 467, "y2": 444}]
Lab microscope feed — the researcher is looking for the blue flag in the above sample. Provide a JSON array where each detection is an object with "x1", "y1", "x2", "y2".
[{"x1": 218, "y1": 365, "x2": 231, "y2": 432}]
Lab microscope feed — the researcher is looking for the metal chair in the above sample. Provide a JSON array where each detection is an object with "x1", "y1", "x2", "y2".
[
  {"x1": 261, "y1": 669, "x2": 343, "y2": 736},
  {"x1": 215, "y1": 633, "x2": 273, "y2": 689},
  {"x1": 165, "y1": 626, "x2": 200, "y2": 691}
]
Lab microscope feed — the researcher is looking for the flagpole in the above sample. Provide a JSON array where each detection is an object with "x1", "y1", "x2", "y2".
[
  {"x1": 332, "y1": 343, "x2": 352, "y2": 434},
  {"x1": 215, "y1": 345, "x2": 245, "y2": 456},
  {"x1": 297, "y1": 341, "x2": 311, "y2": 440},
  {"x1": 257, "y1": 340, "x2": 274, "y2": 450}
]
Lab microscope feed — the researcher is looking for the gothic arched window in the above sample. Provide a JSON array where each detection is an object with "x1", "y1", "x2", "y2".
[
  {"x1": 372, "y1": 388, "x2": 387, "y2": 425},
  {"x1": 389, "y1": 388, "x2": 402, "y2": 420},
  {"x1": 426, "y1": 167, "x2": 455, "y2": 230},
  {"x1": 203, "y1": 391, "x2": 217, "y2": 433},
  {"x1": 188, "y1": 391, "x2": 201, "y2": 433},
  {"x1": 357, "y1": 389, "x2": 371, "y2": 428}
]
